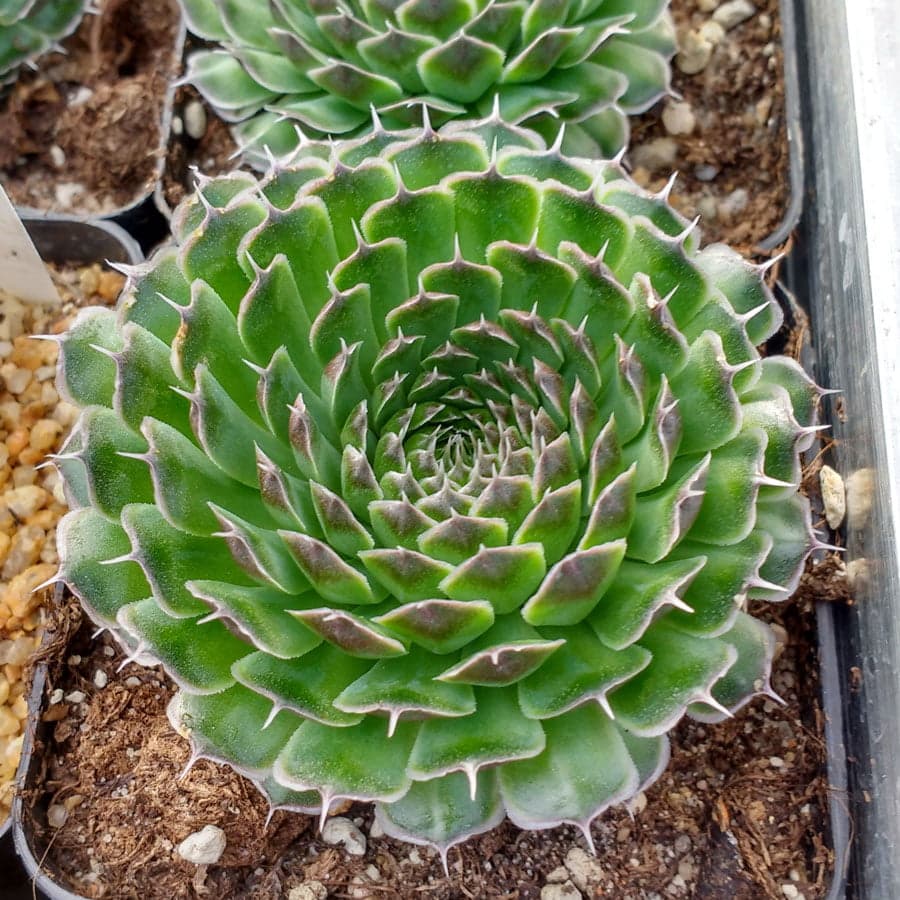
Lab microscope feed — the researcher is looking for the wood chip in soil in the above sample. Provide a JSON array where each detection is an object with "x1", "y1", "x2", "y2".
[{"x1": 0, "y1": 0, "x2": 181, "y2": 216}]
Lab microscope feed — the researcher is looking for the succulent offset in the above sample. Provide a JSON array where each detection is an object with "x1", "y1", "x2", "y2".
[
  {"x1": 180, "y1": 0, "x2": 674, "y2": 167},
  {"x1": 0, "y1": 0, "x2": 88, "y2": 86},
  {"x1": 53, "y1": 116, "x2": 825, "y2": 856}
]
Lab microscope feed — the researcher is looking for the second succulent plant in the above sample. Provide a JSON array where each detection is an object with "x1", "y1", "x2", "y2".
[
  {"x1": 0, "y1": 0, "x2": 88, "y2": 86},
  {"x1": 180, "y1": 0, "x2": 674, "y2": 167}
]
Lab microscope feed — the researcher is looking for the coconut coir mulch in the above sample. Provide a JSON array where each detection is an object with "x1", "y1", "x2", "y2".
[
  {"x1": 0, "y1": 0, "x2": 181, "y2": 215},
  {"x1": 26, "y1": 561, "x2": 843, "y2": 900}
]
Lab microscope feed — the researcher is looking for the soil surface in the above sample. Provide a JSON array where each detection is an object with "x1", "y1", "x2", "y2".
[
  {"x1": 629, "y1": 0, "x2": 791, "y2": 257},
  {"x1": 27, "y1": 564, "x2": 844, "y2": 900},
  {"x1": 0, "y1": 0, "x2": 181, "y2": 215}
]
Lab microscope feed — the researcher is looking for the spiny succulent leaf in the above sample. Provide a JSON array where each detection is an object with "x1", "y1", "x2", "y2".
[{"x1": 59, "y1": 122, "x2": 821, "y2": 855}]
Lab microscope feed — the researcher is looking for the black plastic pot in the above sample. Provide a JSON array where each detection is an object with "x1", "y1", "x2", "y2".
[
  {"x1": 0, "y1": 2, "x2": 857, "y2": 895},
  {"x1": 12, "y1": 1, "x2": 185, "y2": 254},
  {"x1": 791, "y1": 0, "x2": 900, "y2": 897},
  {"x1": 0, "y1": 218, "x2": 141, "y2": 896},
  {"x1": 758, "y1": 0, "x2": 805, "y2": 252}
]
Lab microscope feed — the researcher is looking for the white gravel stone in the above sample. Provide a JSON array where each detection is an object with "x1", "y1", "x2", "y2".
[
  {"x1": 845, "y1": 467, "x2": 876, "y2": 530},
  {"x1": 321, "y1": 816, "x2": 367, "y2": 856},
  {"x1": 674, "y1": 834, "x2": 693, "y2": 854},
  {"x1": 176, "y1": 824, "x2": 227, "y2": 865},
  {"x1": 564, "y1": 847, "x2": 604, "y2": 892},
  {"x1": 546, "y1": 866, "x2": 570, "y2": 883},
  {"x1": 781, "y1": 885, "x2": 801, "y2": 899},
  {"x1": 288, "y1": 882, "x2": 328, "y2": 900},
  {"x1": 54, "y1": 182, "x2": 84, "y2": 207},
  {"x1": 820, "y1": 465, "x2": 846, "y2": 529},
  {"x1": 49, "y1": 145, "x2": 66, "y2": 168},
  {"x1": 541, "y1": 882, "x2": 583, "y2": 900},
  {"x1": 93, "y1": 670, "x2": 108, "y2": 689},
  {"x1": 719, "y1": 188, "x2": 749, "y2": 219},
  {"x1": 713, "y1": 0, "x2": 756, "y2": 30},
  {"x1": 184, "y1": 100, "x2": 208, "y2": 140},
  {"x1": 662, "y1": 101, "x2": 696, "y2": 136},
  {"x1": 64, "y1": 690, "x2": 86, "y2": 704},
  {"x1": 630, "y1": 138, "x2": 678, "y2": 173},
  {"x1": 49, "y1": 688, "x2": 64, "y2": 705},
  {"x1": 676, "y1": 29, "x2": 713, "y2": 74},
  {"x1": 368, "y1": 818, "x2": 385, "y2": 839},
  {"x1": 699, "y1": 19, "x2": 726, "y2": 45},
  {"x1": 47, "y1": 804, "x2": 68, "y2": 828}
]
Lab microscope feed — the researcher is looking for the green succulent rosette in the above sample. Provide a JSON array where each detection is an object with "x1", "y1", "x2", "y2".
[
  {"x1": 53, "y1": 115, "x2": 825, "y2": 856},
  {"x1": 180, "y1": 0, "x2": 674, "y2": 167},
  {"x1": 0, "y1": 0, "x2": 88, "y2": 85}
]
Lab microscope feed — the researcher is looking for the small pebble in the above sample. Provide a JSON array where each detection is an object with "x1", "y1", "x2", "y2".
[
  {"x1": 541, "y1": 883, "x2": 582, "y2": 900},
  {"x1": 564, "y1": 847, "x2": 604, "y2": 892},
  {"x1": 64, "y1": 691, "x2": 86, "y2": 704},
  {"x1": 845, "y1": 468, "x2": 876, "y2": 530},
  {"x1": 662, "y1": 101, "x2": 696, "y2": 136},
  {"x1": 781, "y1": 885, "x2": 801, "y2": 899},
  {"x1": 695, "y1": 164, "x2": 720, "y2": 182},
  {"x1": 676, "y1": 29, "x2": 713, "y2": 74},
  {"x1": 713, "y1": 0, "x2": 757, "y2": 30},
  {"x1": 321, "y1": 816, "x2": 367, "y2": 856},
  {"x1": 48, "y1": 146, "x2": 66, "y2": 168},
  {"x1": 719, "y1": 188, "x2": 750, "y2": 219},
  {"x1": 699, "y1": 20, "x2": 726, "y2": 45},
  {"x1": 176, "y1": 824, "x2": 227, "y2": 865},
  {"x1": 546, "y1": 866, "x2": 570, "y2": 884},
  {"x1": 288, "y1": 883, "x2": 328, "y2": 900},
  {"x1": 49, "y1": 688, "x2": 64, "y2": 705},
  {"x1": 820, "y1": 465, "x2": 846, "y2": 529},
  {"x1": 674, "y1": 834, "x2": 692, "y2": 854},
  {"x1": 630, "y1": 138, "x2": 678, "y2": 173},
  {"x1": 770, "y1": 756, "x2": 785, "y2": 768},
  {"x1": 93, "y1": 670, "x2": 108, "y2": 689},
  {"x1": 184, "y1": 100, "x2": 208, "y2": 140},
  {"x1": 47, "y1": 803, "x2": 69, "y2": 828},
  {"x1": 125, "y1": 676, "x2": 142, "y2": 688}
]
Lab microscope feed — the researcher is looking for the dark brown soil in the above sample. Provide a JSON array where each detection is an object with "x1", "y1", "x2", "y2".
[
  {"x1": 26, "y1": 562, "x2": 842, "y2": 900},
  {"x1": 161, "y1": 84, "x2": 239, "y2": 213},
  {"x1": 630, "y1": 0, "x2": 791, "y2": 256},
  {"x1": 0, "y1": 0, "x2": 181, "y2": 215}
]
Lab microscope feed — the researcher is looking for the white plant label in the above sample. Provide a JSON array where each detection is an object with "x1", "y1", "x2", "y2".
[{"x1": 0, "y1": 185, "x2": 60, "y2": 306}]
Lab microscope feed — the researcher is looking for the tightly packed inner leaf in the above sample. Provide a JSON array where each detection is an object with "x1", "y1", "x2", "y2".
[
  {"x1": 180, "y1": 0, "x2": 674, "y2": 167},
  {"x1": 54, "y1": 117, "x2": 824, "y2": 855},
  {"x1": 0, "y1": 0, "x2": 87, "y2": 85}
]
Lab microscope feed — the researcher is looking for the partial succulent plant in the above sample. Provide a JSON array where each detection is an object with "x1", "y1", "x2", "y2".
[
  {"x1": 0, "y1": 0, "x2": 88, "y2": 86},
  {"x1": 180, "y1": 0, "x2": 674, "y2": 168},
  {"x1": 52, "y1": 114, "x2": 826, "y2": 858}
]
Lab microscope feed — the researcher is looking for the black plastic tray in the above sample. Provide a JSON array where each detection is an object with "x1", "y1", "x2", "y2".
[{"x1": 12, "y1": 1, "x2": 185, "y2": 253}]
